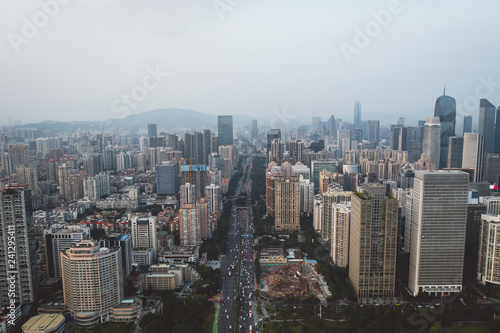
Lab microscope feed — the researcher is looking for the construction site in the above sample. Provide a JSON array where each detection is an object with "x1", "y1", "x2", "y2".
[{"x1": 259, "y1": 259, "x2": 331, "y2": 301}]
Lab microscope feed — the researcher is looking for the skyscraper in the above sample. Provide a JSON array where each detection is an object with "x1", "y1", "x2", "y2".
[
  {"x1": 463, "y1": 115, "x2": 472, "y2": 134},
  {"x1": 327, "y1": 115, "x2": 337, "y2": 138},
  {"x1": 156, "y1": 162, "x2": 178, "y2": 195},
  {"x1": 406, "y1": 126, "x2": 424, "y2": 163},
  {"x1": 494, "y1": 107, "x2": 500, "y2": 154},
  {"x1": 354, "y1": 101, "x2": 362, "y2": 129},
  {"x1": 422, "y1": 117, "x2": 441, "y2": 170},
  {"x1": 0, "y1": 186, "x2": 34, "y2": 309},
  {"x1": 266, "y1": 129, "x2": 281, "y2": 163},
  {"x1": 250, "y1": 119, "x2": 258, "y2": 140},
  {"x1": 179, "y1": 203, "x2": 199, "y2": 246},
  {"x1": 130, "y1": 215, "x2": 158, "y2": 261},
  {"x1": 477, "y1": 214, "x2": 500, "y2": 285},
  {"x1": 408, "y1": 171, "x2": 468, "y2": 296},
  {"x1": 61, "y1": 240, "x2": 123, "y2": 327},
  {"x1": 447, "y1": 136, "x2": 464, "y2": 168},
  {"x1": 274, "y1": 175, "x2": 300, "y2": 232},
  {"x1": 349, "y1": 184, "x2": 398, "y2": 299},
  {"x1": 462, "y1": 133, "x2": 485, "y2": 183},
  {"x1": 147, "y1": 123, "x2": 157, "y2": 138},
  {"x1": 478, "y1": 99, "x2": 496, "y2": 153},
  {"x1": 367, "y1": 120, "x2": 380, "y2": 145},
  {"x1": 390, "y1": 125, "x2": 403, "y2": 151},
  {"x1": 331, "y1": 202, "x2": 351, "y2": 268},
  {"x1": 217, "y1": 115, "x2": 233, "y2": 147},
  {"x1": 100, "y1": 234, "x2": 133, "y2": 277},
  {"x1": 44, "y1": 225, "x2": 90, "y2": 279},
  {"x1": 434, "y1": 91, "x2": 457, "y2": 168}
]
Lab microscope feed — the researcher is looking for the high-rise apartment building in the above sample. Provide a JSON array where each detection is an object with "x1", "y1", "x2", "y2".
[
  {"x1": 100, "y1": 234, "x2": 133, "y2": 277},
  {"x1": 408, "y1": 171, "x2": 468, "y2": 296},
  {"x1": 44, "y1": 225, "x2": 90, "y2": 279},
  {"x1": 367, "y1": 120, "x2": 380, "y2": 145},
  {"x1": 0, "y1": 186, "x2": 34, "y2": 310},
  {"x1": 478, "y1": 99, "x2": 496, "y2": 153},
  {"x1": 205, "y1": 184, "x2": 221, "y2": 219},
  {"x1": 61, "y1": 240, "x2": 124, "y2": 327},
  {"x1": 434, "y1": 91, "x2": 456, "y2": 169},
  {"x1": 422, "y1": 117, "x2": 441, "y2": 170},
  {"x1": 15, "y1": 165, "x2": 38, "y2": 193},
  {"x1": 349, "y1": 184, "x2": 398, "y2": 299},
  {"x1": 331, "y1": 202, "x2": 351, "y2": 268},
  {"x1": 180, "y1": 183, "x2": 197, "y2": 207},
  {"x1": 462, "y1": 133, "x2": 485, "y2": 182},
  {"x1": 217, "y1": 115, "x2": 233, "y2": 147},
  {"x1": 266, "y1": 129, "x2": 281, "y2": 163},
  {"x1": 477, "y1": 214, "x2": 500, "y2": 285},
  {"x1": 179, "y1": 203, "x2": 199, "y2": 246},
  {"x1": 274, "y1": 175, "x2": 300, "y2": 232}
]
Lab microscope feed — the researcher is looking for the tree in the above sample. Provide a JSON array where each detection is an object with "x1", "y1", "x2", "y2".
[{"x1": 139, "y1": 312, "x2": 158, "y2": 329}]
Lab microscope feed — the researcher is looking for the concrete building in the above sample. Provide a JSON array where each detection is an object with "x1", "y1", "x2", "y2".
[
  {"x1": 130, "y1": 214, "x2": 157, "y2": 262},
  {"x1": 156, "y1": 162, "x2": 178, "y2": 195},
  {"x1": 100, "y1": 234, "x2": 133, "y2": 277},
  {"x1": 179, "y1": 204, "x2": 200, "y2": 246},
  {"x1": 61, "y1": 240, "x2": 124, "y2": 327},
  {"x1": 349, "y1": 184, "x2": 398, "y2": 299},
  {"x1": 22, "y1": 313, "x2": 65, "y2": 333},
  {"x1": 480, "y1": 196, "x2": 500, "y2": 215},
  {"x1": 422, "y1": 117, "x2": 441, "y2": 170},
  {"x1": 331, "y1": 202, "x2": 351, "y2": 268},
  {"x1": 462, "y1": 133, "x2": 485, "y2": 182},
  {"x1": 408, "y1": 171, "x2": 468, "y2": 296},
  {"x1": 299, "y1": 175, "x2": 314, "y2": 214},
  {"x1": 477, "y1": 214, "x2": 500, "y2": 285},
  {"x1": 274, "y1": 175, "x2": 301, "y2": 232}
]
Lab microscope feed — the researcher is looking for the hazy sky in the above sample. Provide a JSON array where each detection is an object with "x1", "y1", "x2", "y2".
[{"x1": 1, "y1": 0, "x2": 499, "y2": 127}]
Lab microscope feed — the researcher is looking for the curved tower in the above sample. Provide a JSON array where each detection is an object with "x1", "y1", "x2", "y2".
[{"x1": 434, "y1": 90, "x2": 456, "y2": 169}]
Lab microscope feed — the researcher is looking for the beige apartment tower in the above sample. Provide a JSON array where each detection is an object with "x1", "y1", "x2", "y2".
[
  {"x1": 349, "y1": 184, "x2": 398, "y2": 299},
  {"x1": 274, "y1": 175, "x2": 301, "y2": 232}
]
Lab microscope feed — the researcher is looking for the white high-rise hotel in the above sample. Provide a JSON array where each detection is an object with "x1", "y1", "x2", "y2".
[{"x1": 409, "y1": 171, "x2": 469, "y2": 296}]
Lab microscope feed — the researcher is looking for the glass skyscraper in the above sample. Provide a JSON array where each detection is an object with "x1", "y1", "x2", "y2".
[
  {"x1": 478, "y1": 98, "x2": 496, "y2": 153},
  {"x1": 434, "y1": 91, "x2": 456, "y2": 169},
  {"x1": 217, "y1": 115, "x2": 233, "y2": 147}
]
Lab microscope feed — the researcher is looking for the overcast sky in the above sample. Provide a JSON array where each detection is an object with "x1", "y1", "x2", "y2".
[{"x1": 1, "y1": 0, "x2": 499, "y2": 128}]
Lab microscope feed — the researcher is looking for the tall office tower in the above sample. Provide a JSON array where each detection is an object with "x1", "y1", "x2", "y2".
[
  {"x1": 180, "y1": 183, "x2": 197, "y2": 207},
  {"x1": 217, "y1": 115, "x2": 233, "y2": 147},
  {"x1": 447, "y1": 136, "x2": 464, "y2": 168},
  {"x1": 397, "y1": 127, "x2": 408, "y2": 151},
  {"x1": 464, "y1": 191, "x2": 487, "y2": 281},
  {"x1": 408, "y1": 171, "x2": 468, "y2": 296},
  {"x1": 478, "y1": 99, "x2": 496, "y2": 153},
  {"x1": 270, "y1": 138, "x2": 283, "y2": 163},
  {"x1": 61, "y1": 240, "x2": 123, "y2": 327},
  {"x1": 422, "y1": 117, "x2": 441, "y2": 170},
  {"x1": 0, "y1": 186, "x2": 34, "y2": 310},
  {"x1": 193, "y1": 132, "x2": 204, "y2": 165},
  {"x1": 147, "y1": 123, "x2": 157, "y2": 138},
  {"x1": 367, "y1": 120, "x2": 380, "y2": 145},
  {"x1": 179, "y1": 204, "x2": 200, "y2": 246},
  {"x1": 102, "y1": 146, "x2": 119, "y2": 170},
  {"x1": 397, "y1": 117, "x2": 405, "y2": 126},
  {"x1": 327, "y1": 115, "x2": 337, "y2": 138},
  {"x1": 349, "y1": 184, "x2": 398, "y2": 299},
  {"x1": 202, "y1": 129, "x2": 212, "y2": 165},
  {"x1": 406, "y1": 126, "x2": 424, "y2": 162},
  {"x1": 15, "y1": 165, "x2": 38, "y2": 193},
  {"x1": 390, "y1": 125, "x2": 404, "y2": 151},
  {"x1": 266, "y1": 129, "x2": 281, "y2": 163},
  {"x1": 352, "y1": 128, "x2": 362, "y2": 144},
  {"x1": 484, "y1": 154, "x2": 500, "y2": 184},
  {"x1": 312, "y1": 117, "x2": 321, "y2": 133},
  {"x1": 354, "y1": 101, "x2": 362, "y2": 129},
  {"x1": 331, "y1": 202, "x2": 351, "y2": 268},
  {"x1": 311, "y1": 160, "x2": 338, "y2": 194},
  {"x1": 462, "y1": 133, "x2": 485, "y2": 183},
  {"x1": 130, "y1": 215, "x2": 157, "y2": 262},
  {"x1": 274, "y1": 175, "x2": 301, "y2": 232},
  {"x1": 44, "y1": 225, "x2": 90, "y2": 279},
  {"x1": 83, "y1": 153, "x2": 104, "y2": 176},
  {"x1": 205, "y1": 184, "x2": 221, "y2": 219},
  {"x1": 434, "y1": 91, "x2": 457, "y2": 168},
  {"x1": 495, "y1": 107, "x2": 500, "y2": 154},
  {"x1": 100, "y1": 234, "x2": 132, "y2": 277},
  {"x1": 299, "y1": 176, "x2": 314, "y2": 214},
  {"x1": 477, "y1": 214, "x2": 500, "y2": 285},
  {"x1": 250, "y1": 119, "x2": 258, "y2": 140},
  {"x1": 296, "y1": 127, "x2": 306, "y2": 140},
  {"x1": 183, "y1": 133, "x2": 194, "y2": 161},
  {"x1": 156, "y1": 162, "x2": 178, "y2": 195},
  {"x1": 463, "y1": 115, "x2": 472, "y2": 134}
]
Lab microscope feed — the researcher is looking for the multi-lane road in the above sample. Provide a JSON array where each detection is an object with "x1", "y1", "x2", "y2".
[{"x1": 218, "y1": 157, "x2": 258, "y2": 333}]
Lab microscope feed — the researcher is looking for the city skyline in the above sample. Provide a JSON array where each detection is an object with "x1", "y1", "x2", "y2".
[{"x1": 1, "y1": 1, "x2": 500, "y2": 125}]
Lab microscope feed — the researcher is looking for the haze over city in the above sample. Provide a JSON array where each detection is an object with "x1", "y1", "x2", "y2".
[{"x1": 1, "y1": 0, "x2": 500, "y2": 126}]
